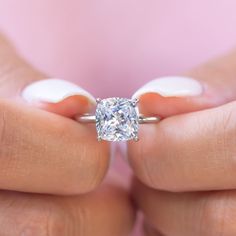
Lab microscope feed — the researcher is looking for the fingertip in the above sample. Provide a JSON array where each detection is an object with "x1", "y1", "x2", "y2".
[
  {"x1": 21, "y1": 78, "x2": 96, "y2": 117},
  {"x1": 36, "y1": 95, "x2": 95, "y2": 117},
  {"x1": 132, "y1": 76, "x2": 203, "y2": 99},
  {"x1": 21, "y1": 78, "x2": 96, "y2": 103},
  {"x1": 137, "y1": 93, "x2": 203, "y2": 117},
  {"x1": 132, "y1": 76, "x2": 205, "y2": 117}
]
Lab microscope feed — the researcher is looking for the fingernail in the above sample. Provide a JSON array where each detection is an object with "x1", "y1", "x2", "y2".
[
  {"x1": 22, "y1": 79, "x2": 96, "y2": 104},
  {"x1": 132, "y1": 76, "x2": 203, "y2": 98}
]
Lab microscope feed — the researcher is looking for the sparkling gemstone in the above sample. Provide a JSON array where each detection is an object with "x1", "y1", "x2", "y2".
[{"x1": 95, "y1": 97, "x2": 139, "y2": 141}]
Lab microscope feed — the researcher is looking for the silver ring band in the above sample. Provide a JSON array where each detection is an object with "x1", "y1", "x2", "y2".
[{"x1": 76, "y1": 114, "x2": 161, "y2": 124}]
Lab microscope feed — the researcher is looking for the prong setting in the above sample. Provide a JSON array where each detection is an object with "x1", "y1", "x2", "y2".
[
  {"x1": 76, "y1": 97, "x2": 161, "y2": 142},
  {"x1": 95, "y1": 97, "x2": 139, "y2": 141},
  {"x1": 96, "y1": 98, "x2": 101, "y2": 103},
  {"x1": 131, "y1": 98, "x2": 139, "y2": 107}
]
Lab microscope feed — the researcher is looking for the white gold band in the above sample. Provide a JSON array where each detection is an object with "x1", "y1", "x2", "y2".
[{"x1": 76, "y1": 114, "x2": 161, "y2": 124}]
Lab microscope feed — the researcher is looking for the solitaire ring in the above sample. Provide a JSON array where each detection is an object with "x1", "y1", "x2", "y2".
[{"x1": 76, "y1": 97, "x2": 161, "y2": 142}]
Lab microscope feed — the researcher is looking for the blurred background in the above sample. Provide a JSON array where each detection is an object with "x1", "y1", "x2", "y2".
[
  {"x1": 0, "y1": 1, "x2": 236, "y2": 235},
  {"x1": 0, "y1": 0, "x2": 236, "y2": 99}
]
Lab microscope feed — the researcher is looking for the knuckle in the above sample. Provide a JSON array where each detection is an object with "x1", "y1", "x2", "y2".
[
  {"x1": 20, "y1": 213, "x2": 51, "y2": 236},
  {"x1": 19, "y1": 201, "x2": 71, "y2": 236},
  {"x1": 80, "y1": 146, "x2": 110, "y2": 192},
  {"x1": 221, "y1": 107, "x2": 235, "y2": 132},
  {"x1": 0, "y1": 192, "x2": 85, "y2": 236},
  {"x1": 0, "y1": 102, "x2": 14, "y2": 163},
  {"x1": 199, "y1": 192, "x2": 236, "y2": 236},
  {"x1": 129, "y1": 131, "x2": 165, "y2": 190},
  {"x1": 87, "y1": 152, "x2": 109, "y2": 190},
  {"x1": 87, "y1": 144, "x2": 110, "y2": 186},
  {"x1": 135, "y1": 150, "x2": 184, "y2": 193},
  {"x1": 64, "y1": 142, "x2": 110, "y2": 195},
  {"x1": 216, "y1": 105, "x2": 236, "y2": 140},
  {"x1": 210, "y1": 105, "x2": 236, "y2": 166},
  {"x1": 50, "y1": 121, "x2": 110, "y2": 195}
]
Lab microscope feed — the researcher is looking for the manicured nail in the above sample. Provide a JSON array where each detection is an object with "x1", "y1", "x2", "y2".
[
  {"x1": 22, "y1": 79, "x2": 96, "y2": 103},
  {"x1": 132, "y1": 76, "x2": 203, "y2": 98}
]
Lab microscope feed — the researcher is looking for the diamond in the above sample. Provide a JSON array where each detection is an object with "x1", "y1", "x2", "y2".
[{"x1": 95, "y1": 97, "x2": 139, "y2": 141}]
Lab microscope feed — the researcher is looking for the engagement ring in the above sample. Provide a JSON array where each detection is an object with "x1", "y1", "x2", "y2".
[{"x1": 76, "y1": 97, "x2": 160, "y2": 142}]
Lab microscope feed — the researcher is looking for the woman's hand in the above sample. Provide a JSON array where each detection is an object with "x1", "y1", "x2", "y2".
[
  {"x1": 0, "y1": 33, "x2": 135, "y2": 236},
  {"x1": 128, "y1": 50, "x2": 236, "y2": 236}
]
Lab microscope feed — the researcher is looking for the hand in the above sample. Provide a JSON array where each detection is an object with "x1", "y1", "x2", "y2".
[
  {"x1": 128, "y1": 50, "x2": 236, "y2": 235},
  {"x1": 0, "y1": 33, "x2": 135, "y2": 236}
]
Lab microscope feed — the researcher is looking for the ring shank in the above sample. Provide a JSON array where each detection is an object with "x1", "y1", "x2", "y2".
[
  {"x1": 77, "y1": 115, "x2": 96, "y2": 123},
  {"x1": 76, "y1": 114, "x2": 161, "y2": 124},
  {"x1": 138, "y1": 115, "x2": 161, "y2": 124}
]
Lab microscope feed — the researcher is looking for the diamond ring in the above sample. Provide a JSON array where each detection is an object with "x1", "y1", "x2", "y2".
[{"x1": 76, "y1": 97, "x2": 161, "y2": 142}]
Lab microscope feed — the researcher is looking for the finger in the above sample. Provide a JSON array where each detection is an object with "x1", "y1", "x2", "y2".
[
  {"x1": 0, "y1": 33, "x2": 95, "y2": 117},
  {"x1": 132, "y1": 49, "x2": 236, "y2": 117},
  {"x1": 129, "y1": 100, "x2": 236, "y2": 191},
  {"x1": 0, "y1": 33, "x2": 108, "y2": 194},
  {"x1": 0, "y1": 99, "x2": 109, "y2": 194},
  {"x1": 21, "y1": 79, "x2": 96, "y2": 117},
  {"x1": 0, "y1": 174, "x2": 135, "y2": 236},
  {"x1": 133, "y1": 179, "x2": 236, "y2": 236}
]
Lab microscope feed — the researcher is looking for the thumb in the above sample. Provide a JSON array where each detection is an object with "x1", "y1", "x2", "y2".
[
  {"x1": 132, "y1": 49, "x2": 236, "y2": 117},
  {"x1": 0, "y1": 33, "x2": 95, "y2": 117}
]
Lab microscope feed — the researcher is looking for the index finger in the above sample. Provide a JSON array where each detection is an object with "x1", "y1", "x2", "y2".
[
  {"x1": 0, "y1": 33, "x2": 110, "y2": 195},
  {"x1": 0, "y1": 33, "x2": 95, "y2": 117},
  {"x1": 133, "y1": 49, "x2": 236, "y2": 117}
]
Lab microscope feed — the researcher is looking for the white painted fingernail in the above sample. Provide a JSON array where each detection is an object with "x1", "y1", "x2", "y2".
[
  {"x1": 22, "y1": 79, "x2": 96, "y2": 103},
  {"x1": 132, "y1": 76, "x2": 203, "y2": 98}
]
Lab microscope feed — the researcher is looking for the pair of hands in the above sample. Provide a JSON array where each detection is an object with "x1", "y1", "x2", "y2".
[{"x1": 1, "y1": 32, "x2": 236, "y2": 236}]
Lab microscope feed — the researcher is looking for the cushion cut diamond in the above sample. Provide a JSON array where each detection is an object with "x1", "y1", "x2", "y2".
[{"x1": 95, "y1": 97, "x2": 139, "y2": 141}]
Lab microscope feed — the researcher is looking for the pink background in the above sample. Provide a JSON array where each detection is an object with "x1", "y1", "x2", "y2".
[
  {"x1": 0, "y1": 0, "x2": 236, "y2": 98},
  {"x1": 0, "y1": 0, "x2": 236, "y2": 235}
]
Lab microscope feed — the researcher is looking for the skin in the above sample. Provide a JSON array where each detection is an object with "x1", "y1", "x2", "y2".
[
  {"x1": 2, "y1": 28, "x2": 236, "y2": 235},
  {"x1": 0, "y1": 33, "x2": 135, "y2": 236},
  {"x1": 128, "y1": 50, "x2": 236, "y2": 235}
]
